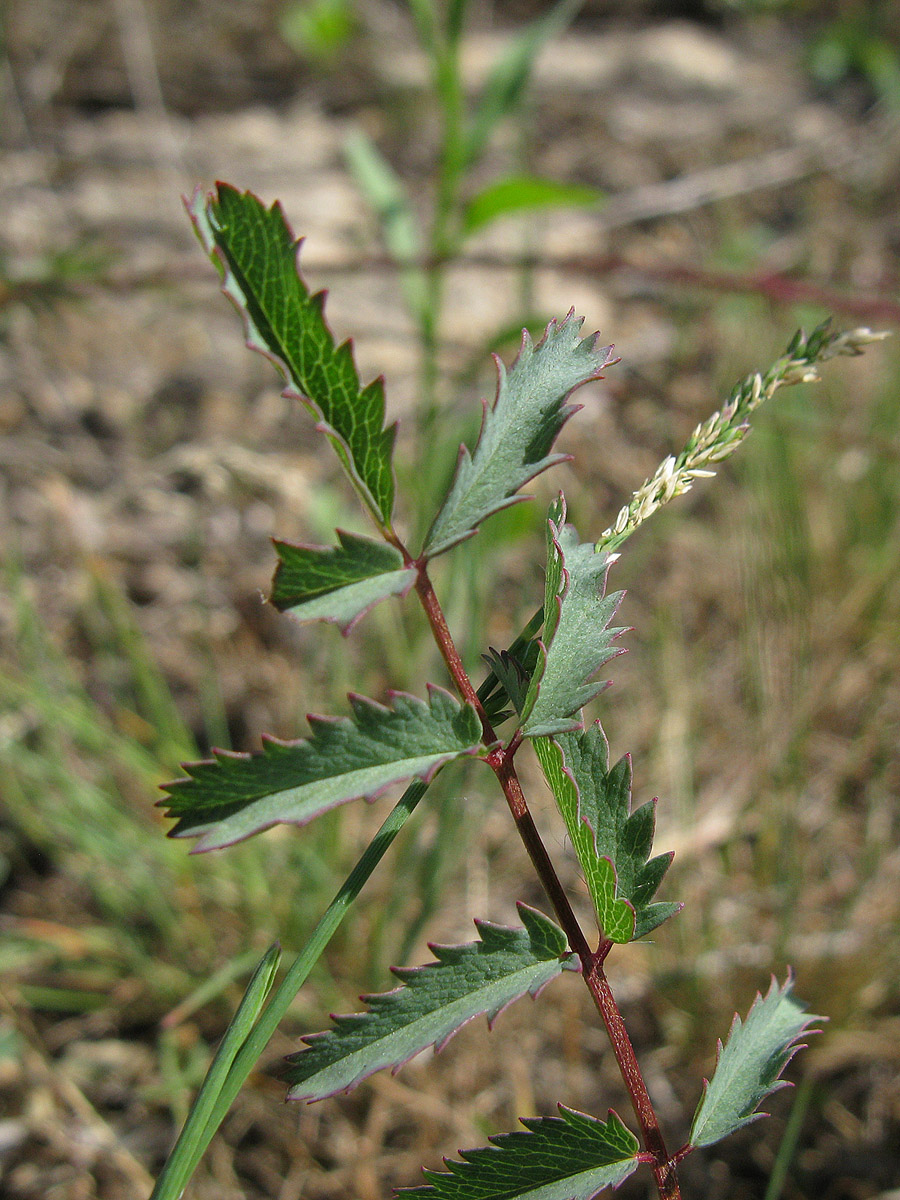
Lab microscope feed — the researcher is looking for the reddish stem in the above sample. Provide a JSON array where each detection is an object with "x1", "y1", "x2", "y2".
[
  {"x1": 488, "y1": 747, "x2": 593, "y2": 965},
  {"x1": 413, "y1": 561, "x2": 681, "y2": 1198},
  {"x1": 414, "y1": 564, "x2": 494, "y2": 743},
  {"x1": 585, "y1": 961, "x2": 681, "y2": 1200}
]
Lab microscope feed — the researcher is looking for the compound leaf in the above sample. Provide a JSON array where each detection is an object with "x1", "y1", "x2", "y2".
[
  {"x1": 423, "y1": 316, "x2": 615, "y2": 558},
  {"x1": 690, "y1": 976, "x2": 824, "y2": 1149},
  {"x1": 521, "y1": 497, "x2": 625, "y2": 738},
  {"x1": 271, "y1": 530, "x2": 416, "y2": 633},
  {"x1": 188, "y1": 184, "x2": 397, "y2": 526},
  {"x1": 402, "y1": 1105, "x2": 640, "y2": 1199},
  {"x1": 534, "y1": 726, "x2": 681, "y2": 943},
  {"x1": 286, "y1": 904, "x2": 578, "y2": 1102},
  {"x1": 160, "y1": 687, "x2": 482, "y2": 852}
]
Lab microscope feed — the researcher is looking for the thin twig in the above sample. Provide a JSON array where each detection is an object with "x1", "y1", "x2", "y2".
[
  {"x1": 413, "y1": 561, "x2": 679, "y2": 1196},
  {"x1": 43, "y1": 252, "x2": 900, "y2": 328}
]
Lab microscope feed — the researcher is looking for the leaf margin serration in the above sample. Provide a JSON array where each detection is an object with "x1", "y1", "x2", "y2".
[
  {"x1": 521, "y1": 497, "x2": 626, "y2": 738},
  {"x1": 533, "y1": 725, "x2": 682, "y2": 944},
  {"x1": 423, "y1": 312, "x2": 616, "y2": 559},
  {"x1": 186, "y1": 183, "x2": 397, "y2": 526},
  {"x1": 271, "y1": 528, "x2": 417, "y2": 634},
  {"x1": 284, "y1": 902, "x2": 579, "y2": 1103},
  {"x1": 159, "y1": 684, "x2": 483, "y2": 852},
  {"x1": 400, "y1": 1104, "x2": 641, "y2": 1199},
  {"x1": 689, "y1": 973, "x2": 824, "y2": 1149}
]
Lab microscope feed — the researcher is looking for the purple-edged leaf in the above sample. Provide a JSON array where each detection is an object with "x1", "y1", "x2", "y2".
[
  {"x1": 690, "y1": 976, "x2": 824, "y2": 1149},
  {"x1": 160, "y1": 687, "x2": 482, "y2": 852},
  {"x1": 521, "y1": 497, "x2": 625, "y2": 738},
  {"x1": 271, "y1": 530, "x2": 416, "y2": 633},
  {"x1": 534, "y1": 725, "x2": 680, "y2": 943},
  {"x1": 401, "y1": 1105, "x2": 640, "y2": 1199},
  {"x1": 188, "y1": 184, "x2": 397, "y2": 526},
  {"x1": 286, "y1": 904, "x2": 578, "y2": 1102},
  {"x1": 423, "y1": 315, "x2": 615, "y2": 559}
]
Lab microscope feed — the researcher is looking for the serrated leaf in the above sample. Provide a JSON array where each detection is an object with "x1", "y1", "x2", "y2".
[
  {"x1": 423, "y1": 316, "x2": 615, "y2": 558},
  {"x1": 462, "y1": 175, "x2": 605, "y2": 236},
  {"x1": 533, "y1": 726, "x2": 681, "y2": 943},
  {"x1": 285, "y1": 904, "x2": 578, "y2": 1102},
  {"x1": 401, "y1": 1105, "x2": 640, "y2": 1199},
  {"x1": 187, "y1": 184, "x2": 397, "y2": 525},
  {"x1": 521, "y1": 498, "x2": 625, "y2": 738},
  {"x1": 690, "y1": 976, "x2": 824, "y2": 1149},
  {"x1": 465, "y1": 0, "x2": 582, "y2": 169},
  {"x1": 160, "y1": 686, "x2": 482, "y2": 852},
  {"x1": 271, "y1": 530, "x2": 416, "y2": 633}
]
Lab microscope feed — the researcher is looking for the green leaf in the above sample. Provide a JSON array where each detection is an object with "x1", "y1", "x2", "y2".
[
  {"x1": 187, "y1": 184, "x2": 397, "y2": 526},
  {"x1": 533, "y1": 726, "x2": 681, "y2": 943},
  {"x1": 279, "y1": 0, "x2": 356, "y2": 63},
  {"x1": 423, "y1": 316, "x2": 615, "y2": 558},
  {"x1": 465, "y1": 0, "x2": 582, "y2": 168},
  {"x1": 149, "y1": 944, "x2": 281, "y2": 1200},
  {"x1": 480, "y1": 644, "x2": 539, "y2": 720},
  {"x1": 401, "y1": 1105, "x2": 640, "y2": 1199},
  {"x1": 690, "y1": 976, "x2": 824, "y2": 1149},
  {"x1": 271, "y1": 530, "x2": 416, "y2": 633},
  {"x1": 478, "y1": 611, "x2": 544, "y2": 726},
  {"x1": 160, "y1": 687, "x2": 482, "y2": 852},
  {"x1": 285, "y1": 904, "x2": 578, "y2": 1101},
  {"x1": 462, "y1": 175, "x2": 604, "y2": 237},
  {"x1": 521, "y1": 497, "x2": 624, "y2": 738}
]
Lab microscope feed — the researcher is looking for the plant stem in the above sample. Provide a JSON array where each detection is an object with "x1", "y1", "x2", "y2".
[
  {"x1": 414, "y1": 562, "x2": 679, "y2": 1196},
  {"x1": 414, "y1": 563, "x2": 494, "y2": 740},
  {"x1": 585, "y1": 960, "x2": 681, "y2": 1200},
  {"x1": 488, "y1": 747, "x2": 592, "y2": 962},
  {"x1": 415, "y1": 566, "x2": 586, "y2": 946}
]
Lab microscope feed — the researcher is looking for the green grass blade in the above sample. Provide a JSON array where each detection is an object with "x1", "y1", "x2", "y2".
[
  {"x1": 150, "y1": 943, "x2": 282, "y2": 1200},
  {"x1": 465, "y1": 0, "x2": 582, "y2": 169},
  {"x1": 148, "y1": 778, "x2": 429, "y2": 1194},
  {"x1": 461, "y1": 175, "x2": 604, "y2": 237}
]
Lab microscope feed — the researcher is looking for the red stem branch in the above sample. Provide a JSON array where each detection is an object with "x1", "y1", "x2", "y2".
[
  {"x1": 585, "y1": 961, "x2": 681, "y2": 1200},
  {"x1": 413, "y1": 561, "x2": 682, "y2": 1197}
]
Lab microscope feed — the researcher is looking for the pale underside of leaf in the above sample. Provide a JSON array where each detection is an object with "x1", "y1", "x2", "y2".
[
  {"x1": 160, "y1": 687, "x2": 482, "y2": 852},
  {"x1": 533, "y1": 730, "x2": 679, "y2": 943},
  {"x1": 187, "y1": 184, "x2": 396, "y2": 525},
  {"x1": 522, "y1": 501, "x2": 625, "y2": 738},
  {"x1": 271, "y1": 530, "x2": 416, "y2": 633},
  {"x1": 690, "y1": 975, "x2": 824, "y2": 1149},
  {"x1": 285, "y1": 904, "x2": 578, "y2": 1102},
  {"x1": 401, "y1": 1105, "x2": 640, "y2": 1200},
  {"x1": 423, "y1": 314, "x2": 615, "y2": 559}
]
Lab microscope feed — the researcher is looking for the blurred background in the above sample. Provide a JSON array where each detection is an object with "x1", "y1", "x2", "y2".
[{"x1": 1, "y1": 1, "x2": 899, "y2": 1197}]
